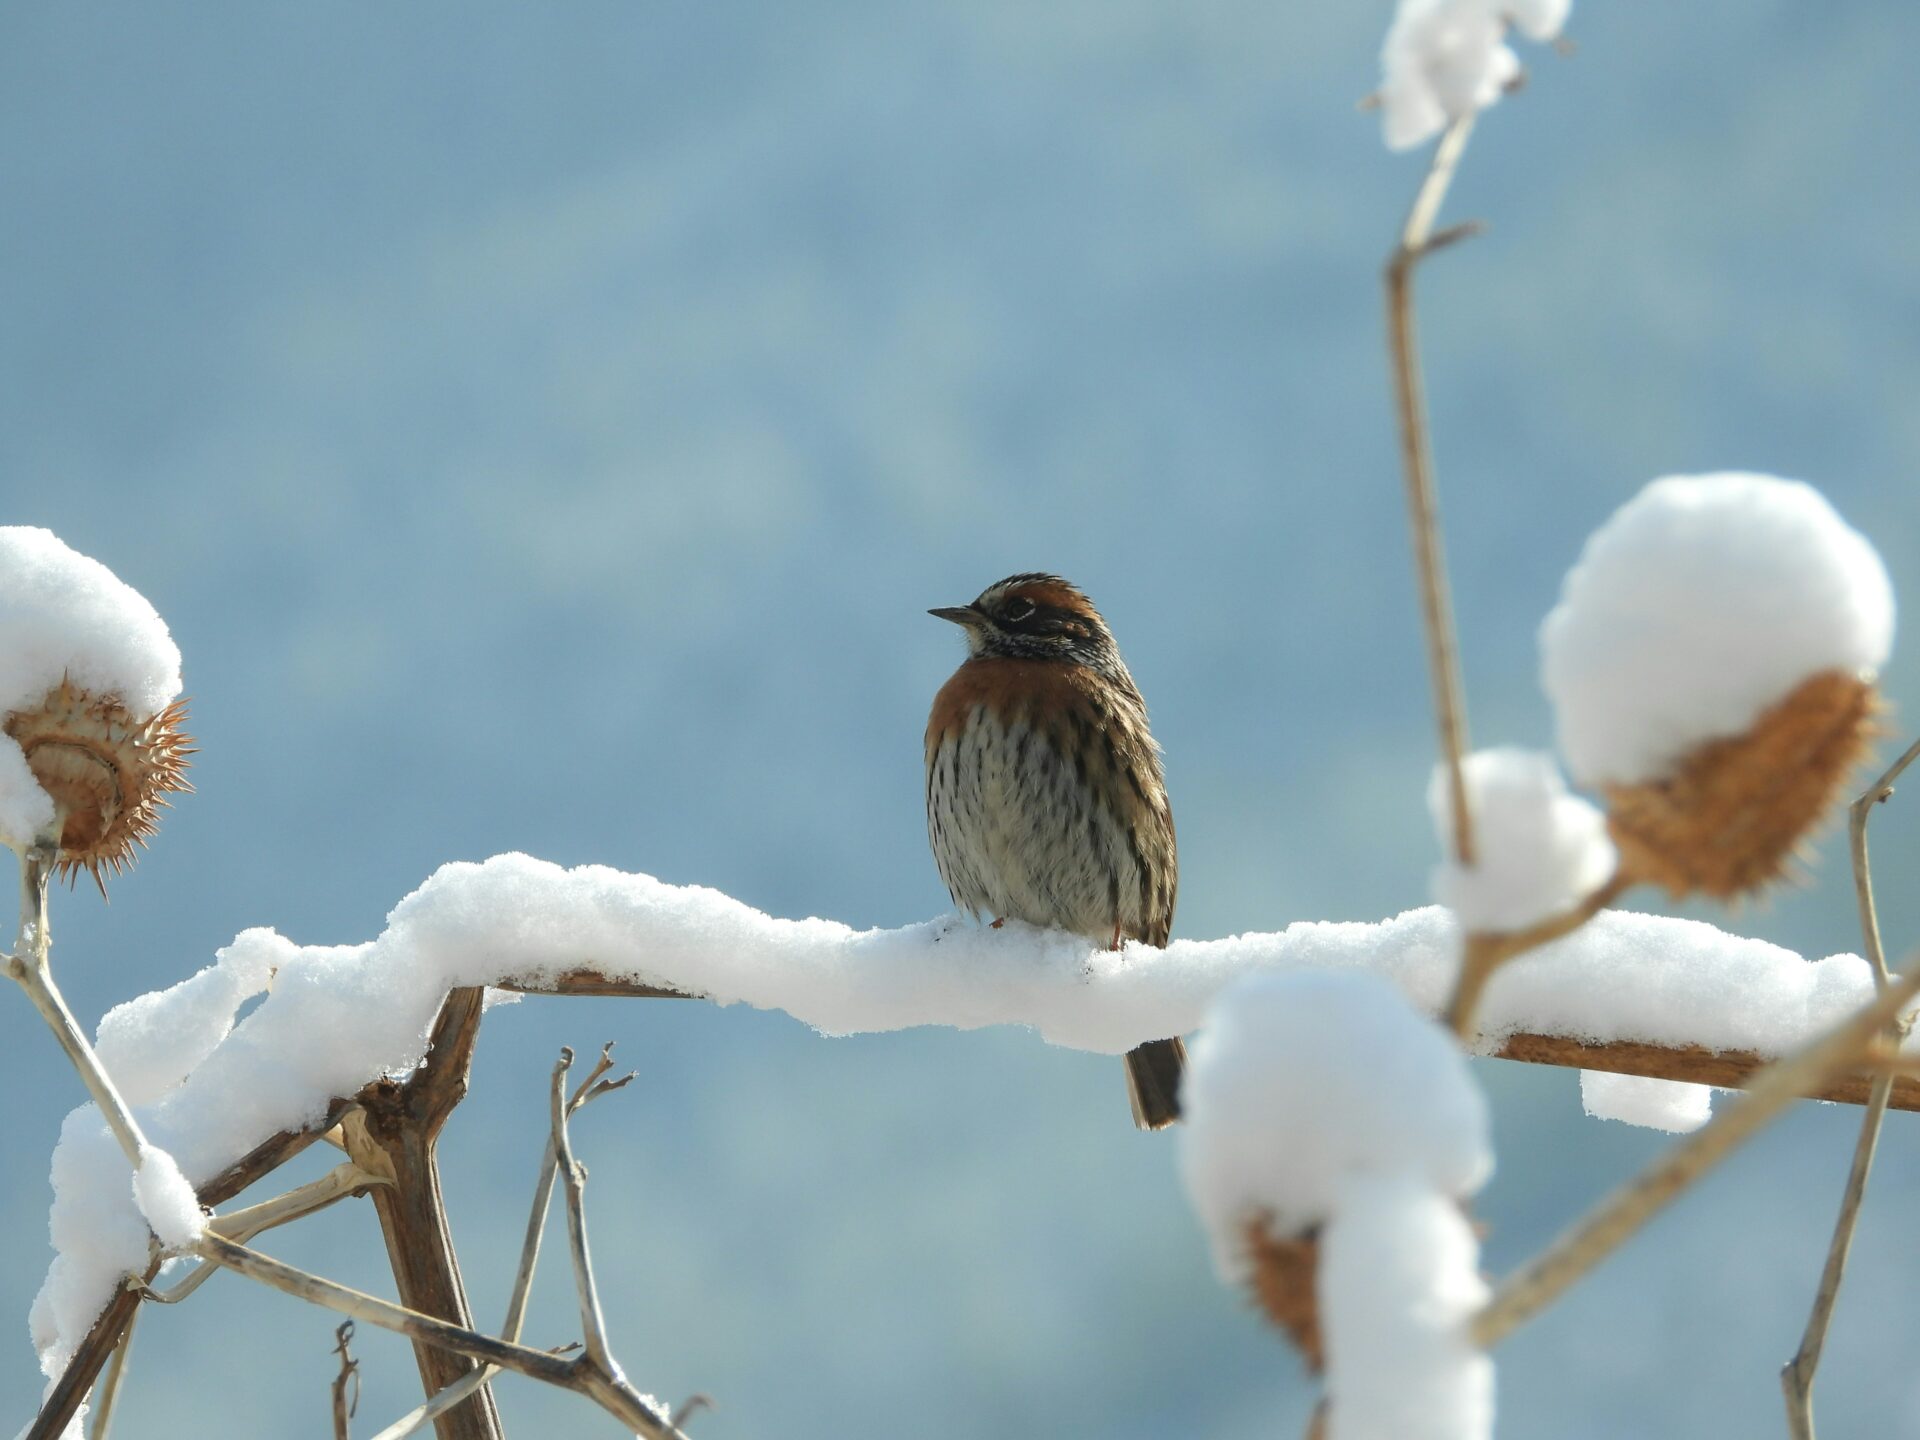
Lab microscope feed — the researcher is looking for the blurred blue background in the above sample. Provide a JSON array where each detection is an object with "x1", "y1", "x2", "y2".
[{"x1": 4, "y1": 1, "x2": 1919, "y2": 1434}]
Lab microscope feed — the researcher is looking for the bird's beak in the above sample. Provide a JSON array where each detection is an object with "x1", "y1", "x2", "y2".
[{"x1": 928, "y1": 605, "x2": 986, "y2": 628}]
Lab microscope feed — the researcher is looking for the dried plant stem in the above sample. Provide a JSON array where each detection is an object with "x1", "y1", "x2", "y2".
[
  {"x1": 199, "y1": 1230, "x2": 686, "y2": 1434},
  {"x1": 1780, "y1": 734, "x2": 1920, "y2": 1437},
  {"x1": 6, "y1": 840, "x2": 148, "y2": 1166},
  {"x1": 1445, "y1": 872, "x2": 1633, "y2": 1038},
  {"x1": 34, "y1": 1100, "x2": 356, "y2": 1439},
  {"x1": 1386, "y1": 114, "x2": 1480, "y2": 868},
  {"x1": 1780, "y1": 1072, "x2": 1891, "y2": 1440},
  {"x1": 88, "y1": 1304, "x2": 136, "y2": 1440},
  {"x1": 1491, "y1": 1031, "x2": 1917, "y2": 1109},
  {"x1": 333, "y1": 1323, "x2": 361, "y2": 1440},
  {"x1": 369, "y1": 1045, "x2": 634, "y2": 1440},
  {"x1": 1475, "y1": 955, "x2": 1920, "y2": 1349},
  {"x1": 548, "y1": 1047, "x2": 684, "y2": 1435},
  {"x1": 342, "y1": 987, "x2": 502, "y2": 1440},
  {"x1": 147, "y1": 1163, "x2": 388, "y2": 1306}
]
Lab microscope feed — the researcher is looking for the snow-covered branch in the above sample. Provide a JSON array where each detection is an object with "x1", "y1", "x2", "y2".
[{"x1": 28, "y1": 850, "x2": 1907, "y2": 1401}]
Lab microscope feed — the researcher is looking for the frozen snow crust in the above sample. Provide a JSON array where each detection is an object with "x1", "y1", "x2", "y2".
[{"x1": 28, "y1": 853, "x2": 1889, "y2": 1389}]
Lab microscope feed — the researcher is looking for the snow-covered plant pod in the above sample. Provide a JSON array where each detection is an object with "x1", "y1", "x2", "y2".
[
  {"x1": 1540, "y1": 474, "x2": 1894, "y2": 898},
  {"x1": 1179, "y1": 971, "x2": 1494, "y2": 1440},
  {"x1": 0, "y1": 527, "x2": 192, "y2": 892},
  {"x1": 1428, "y1": 748, "x2": 1616, "y2": 931},
  {"x1": 1377, "y1": 0, "x2": 1570, "y2": 151}
]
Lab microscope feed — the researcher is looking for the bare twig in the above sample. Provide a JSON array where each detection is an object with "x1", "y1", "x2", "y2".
[
  {"x1": 5, "y1": 839, "x2": 149, "y2": 1166},
  {"x1": 1475, "y1": 953, "x2": 1920, "y2": 1348},
  {"x1": 1781, "y1": 735, "x2": 1920, "y2": 1437},
  {"x1": 368, "y1": 1045, "x2": 634, "y2": 1440},
  {"x1": 198, "y1": 1230, "x2": 686, "y2": 1432},
  {"x1": 145, "y1": 1163, "x2": 389, "y2": 1305},
  {"x1": 672, "y1": 1394, "x2": 716, "y2": 1429},
  {"x1": 1386, "y1": 115, "x2": 1480, "y2": 868},
  {"x1": 34, "y1": 1097, "x2": 360, "y2": 1439},
  {"x1": 1445, "y1": 872, "x2": 1634, "y2": 1037},
  {"x1": 333, "y1": 1323, "x2": 361, "y2": 1440},
  {"x1": 88, "y1": 1303, "x2": 136, "y2": 1440}
]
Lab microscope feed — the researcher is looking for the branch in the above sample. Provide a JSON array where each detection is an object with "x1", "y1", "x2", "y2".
[
  {"x1": 548, "y1": 1047, "x2": 684, "y2": 1435},
  {"x1": 1386, "y1": 115, "x2": 1480, "y2": 868},
  {"x1": 5, "y1": 839, "x2": 148, "y2": 1166},
  {"x1": 368, "y1": 1044, "x2": 633, "y2": 1440},
  {"x1": 31, "y1": 1096, "x2": 359, "y2": 1439},
  {"x1": 340, "y1": 987, "x2": 503, "y2": 1440},
  {"x1": 333, "y1": 1323, "x2": 361, "y2": 1440},
  {"x1": 1781, "y1": 734, "x2": 1920, "y2": 1435},
  {"x1": 1445, "y1": 872, "x2": 1632, "y2": 1037},
  {"x1": 1475, "y1": 951, "x2": 1920, "y2": 1348},
  {"x1": 147, "y1": 1163, "x2": 389, "y2": 1306},
  {"x1": 1489, "y1": 1031, "x2": 1920, "y2": 1110},
  {"x1": 88, "y1": 1304, "x2": 137, "y2": 1440}
]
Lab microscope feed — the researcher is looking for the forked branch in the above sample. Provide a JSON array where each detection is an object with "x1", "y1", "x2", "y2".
[
  {"x1": 1781, "y1": 734, "x2": 1920, "y2": 1437},
  {"x1": 1386, "y1": 115, "x2": 1481, "y2": 869}
]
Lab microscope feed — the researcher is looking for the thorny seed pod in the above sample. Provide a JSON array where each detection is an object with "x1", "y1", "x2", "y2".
[
  {"x1": 3, "y1": 678, "x2": 194, "y2": 895},
  {"x1": 1603, "y1": 668, "x2": 1881, "y2": 901},
  {"x1": 1243, "y1": 1219, "x2": 1325, "y2": 1372}
]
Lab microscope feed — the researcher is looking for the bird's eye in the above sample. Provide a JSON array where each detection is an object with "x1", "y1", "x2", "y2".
[{"x1": 1001, "y1": 598, "x2": 1036, "y2": 623}]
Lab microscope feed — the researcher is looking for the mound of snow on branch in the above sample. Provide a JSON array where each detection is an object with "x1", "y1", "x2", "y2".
[
  {"x1": 1428, "y1": 749, "x2": 1615, "y2": 931},
  {"x1": 1541, "y1": 473, "x2": 1893, "y2": 785}
]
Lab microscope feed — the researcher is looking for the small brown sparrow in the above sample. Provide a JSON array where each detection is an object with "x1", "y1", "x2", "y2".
[{"x1": 925, "y1": 573, "x2": 1185, "y2": 1129}]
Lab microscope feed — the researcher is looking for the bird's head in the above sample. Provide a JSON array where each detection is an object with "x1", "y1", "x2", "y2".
[{"x1": 929, "y1": 573, "x2": 1122, "y2": 671}]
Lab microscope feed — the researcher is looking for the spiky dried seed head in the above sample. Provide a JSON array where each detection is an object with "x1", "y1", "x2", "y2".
[
  {"x1": 3, "y1": 678, "x2": 194, "y2": 895},
  {"x1": 1603, "y1": 668, "x2": 1881, "y2": 900},
  {"x1": 1243, "y1": 1219, "x2": 1324, "y2": 1371}
]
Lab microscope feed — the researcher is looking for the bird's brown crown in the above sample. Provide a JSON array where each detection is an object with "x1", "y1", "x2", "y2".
[{"x1": 928, "y1": 573, "x2": 1132, "y2": 677}]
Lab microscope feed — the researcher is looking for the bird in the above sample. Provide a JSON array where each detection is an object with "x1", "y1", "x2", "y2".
[{"x1": 924, "y1": 572, "x2": 1186, "y2": 1129}]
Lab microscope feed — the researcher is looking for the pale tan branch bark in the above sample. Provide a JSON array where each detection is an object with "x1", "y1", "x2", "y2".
[
  {"x1": 1475, "y1": 954, "x2": 1920, "y2": 1348},
  {"x1": 1780, "y1": 733, "x2": 1920, "y2": 1437},
  {"x1": 1386, "y1": 114, "x2": 1480, "y2": 868},
  {"x1": 146, "y1": 1164, "x2": 388, "y2": 1306},
  {"x1": 342, "y1": 986, "x2": 503, "y2": 1440},
  {"x1": 368, "y1": 1045, "x2": 633, "y2": 1440},
  {"x1": 33, "y1": 1097, "x2": 358, "y2": 1439},
  {"x1": 6, "y1": 840, "x2": 149, "y2": 1166}
]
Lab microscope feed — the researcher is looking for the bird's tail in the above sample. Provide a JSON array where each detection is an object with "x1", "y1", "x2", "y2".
[{"x1": 1124, "y1": 1036, "x2": 1187, "y2": 1130}]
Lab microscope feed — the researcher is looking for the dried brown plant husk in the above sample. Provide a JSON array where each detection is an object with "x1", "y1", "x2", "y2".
[
  {"x1": 1243, "y1": 1219, "x2": 1324, "y2": 1372},
  {"x1": 4, "y1": 678, "x2": 193, "y2": 894},
  {"x1": 1604, "y1": 668, "x2": 1881, "y2": 900}
]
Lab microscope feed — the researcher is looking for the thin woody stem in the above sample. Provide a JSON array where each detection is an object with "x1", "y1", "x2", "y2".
[
  {"x1": 200, "y1": 1231, "x2": 689, "y2": 1436},
  {"x1": 89, "y1": 1305, "x2": 137, "y2": 1440},
  {"x1": 1444, "y1": 871, "x2": 1633, "y2": 1039},
  {"x1": 147, "y1": 1163, "x2": 388, "y2": 1306},
  {"x1": 1780, "y1": 734, "x2": 1920, "y2": 1437},
  {"x1": 6, "y1": 840, "x2": 149, "y2": 1166},
  {"x1": 1475, "y1": 953, "x2": 1920, "y2": 1349},
  {"x1": 368, "y1": 1046, "x2": 633, "y2": 1440},
  {"x1": 1386, "y1": 114, "x2": 1480, "y2": 868}
]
